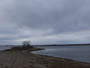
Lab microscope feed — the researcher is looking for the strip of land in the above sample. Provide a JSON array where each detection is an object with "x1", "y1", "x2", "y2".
[
  {"x1": 33, "y1": 44, "x2": 90, "y2": 46},
  {"x1": 0, "y1": 46, "x2": 90, "y2": 68}
]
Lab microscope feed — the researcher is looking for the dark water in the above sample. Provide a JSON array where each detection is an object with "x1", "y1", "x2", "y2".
[
  {"x1": 32, "y1": 45, "x2": 90, "y2": 63},
  {"x1": 0, "y1": 46, "x2": 12, "y2": 51}
]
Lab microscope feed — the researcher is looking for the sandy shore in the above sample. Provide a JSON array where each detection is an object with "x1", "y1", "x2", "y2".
[{"x1": 0, "y1": 50, "x2": 90, "y2": 68}]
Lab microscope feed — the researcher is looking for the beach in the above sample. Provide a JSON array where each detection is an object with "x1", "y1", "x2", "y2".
[{"x1": 0, "y1": 49, "x2": 90, "y2": 68}]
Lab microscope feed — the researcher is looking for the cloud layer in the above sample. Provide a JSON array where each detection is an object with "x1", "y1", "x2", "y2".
[{"x1": 0, "y1": 0, "x2": 90, "y2": 45}]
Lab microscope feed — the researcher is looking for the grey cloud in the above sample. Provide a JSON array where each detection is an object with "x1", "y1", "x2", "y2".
[
  {"x1": 13, "y1": 30, "x2": 90, "y2": 45},
  {"x1": 12, "y1": 0, "x2": 90, "y2": 31},
  {"x1": 0, "y1": 0, "x2": 90, "y2": 44}
]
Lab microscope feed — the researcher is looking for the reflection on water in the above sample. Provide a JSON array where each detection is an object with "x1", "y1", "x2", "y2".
[{"x1": 32, "y1": 46, "x2": 90, "y2": 63}]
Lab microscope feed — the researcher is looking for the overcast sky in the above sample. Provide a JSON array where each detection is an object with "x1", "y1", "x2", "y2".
[{"x1": 0, "y1": 0, "x2": 90, "y2": 45}]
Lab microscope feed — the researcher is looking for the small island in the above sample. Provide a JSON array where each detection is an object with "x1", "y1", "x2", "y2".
[{"x1": 0, "y1": 41, "x2": 90, "y2": 68}]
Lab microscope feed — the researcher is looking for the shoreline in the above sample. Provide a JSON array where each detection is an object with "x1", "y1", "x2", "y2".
[
  {"x1": 33, "y1": 53, "x2": 90, "y2": 64},
  {"x1": 0, "y1": 47, "x2": 90, "y2": 68}
]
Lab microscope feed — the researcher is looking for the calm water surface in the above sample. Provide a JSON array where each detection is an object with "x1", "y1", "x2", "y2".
[
  {"x1": 32, "y1": 45, "x2": 90, "y2": 63},
  {"x1": 0, "y1": 46, "x2": 12, "y2": 51}
]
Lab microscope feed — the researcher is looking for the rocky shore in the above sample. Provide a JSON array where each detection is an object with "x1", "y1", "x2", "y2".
[{"x1": 0, "y1": 46, "x2": 90, "y2": 68}]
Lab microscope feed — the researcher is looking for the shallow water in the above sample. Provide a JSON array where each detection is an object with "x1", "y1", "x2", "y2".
[{"x1": 32, "y1": 45, "x2": 90, "y2": 63}]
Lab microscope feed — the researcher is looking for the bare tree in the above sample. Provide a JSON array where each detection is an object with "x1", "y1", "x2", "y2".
[
  {"x1": 22, "y1": 41, "x2": 34, "y2": 48},
  {"x1": 22, "y1": 41, "x2": 31, "y2": 46}
]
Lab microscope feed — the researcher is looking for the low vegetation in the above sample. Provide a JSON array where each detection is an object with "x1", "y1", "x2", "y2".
[{"x1": 4, "y1": 45, "x2": 34, "y2": 51}]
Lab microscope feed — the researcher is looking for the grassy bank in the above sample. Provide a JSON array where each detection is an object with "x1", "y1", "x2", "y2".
[{"x1": 0, "y1": 45, "x2": 90, "y2": 68}]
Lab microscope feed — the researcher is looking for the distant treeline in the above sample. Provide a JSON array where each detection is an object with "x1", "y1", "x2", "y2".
[
  {"x1": 33, "y1": 44, "x2": 90, "y2": 46},
  {"x1": 0, "y1": 44, "x2": 90, "y2": 46}
]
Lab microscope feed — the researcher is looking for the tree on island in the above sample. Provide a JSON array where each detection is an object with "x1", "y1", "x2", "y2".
[
  {"x1": 22, "y1": 41, "x2": 31, "y2": 46},
  {"x1": 22, "y1": 41, "x2": 33, "y2": 48}
]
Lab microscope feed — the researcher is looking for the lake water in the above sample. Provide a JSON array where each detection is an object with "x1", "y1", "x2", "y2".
[
  {"x1": 0, "y1": 46, "x2": 12, "y2": 51},
  {"x1": 32, "y1": 45, "x2": 90, "y2": 63}
]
